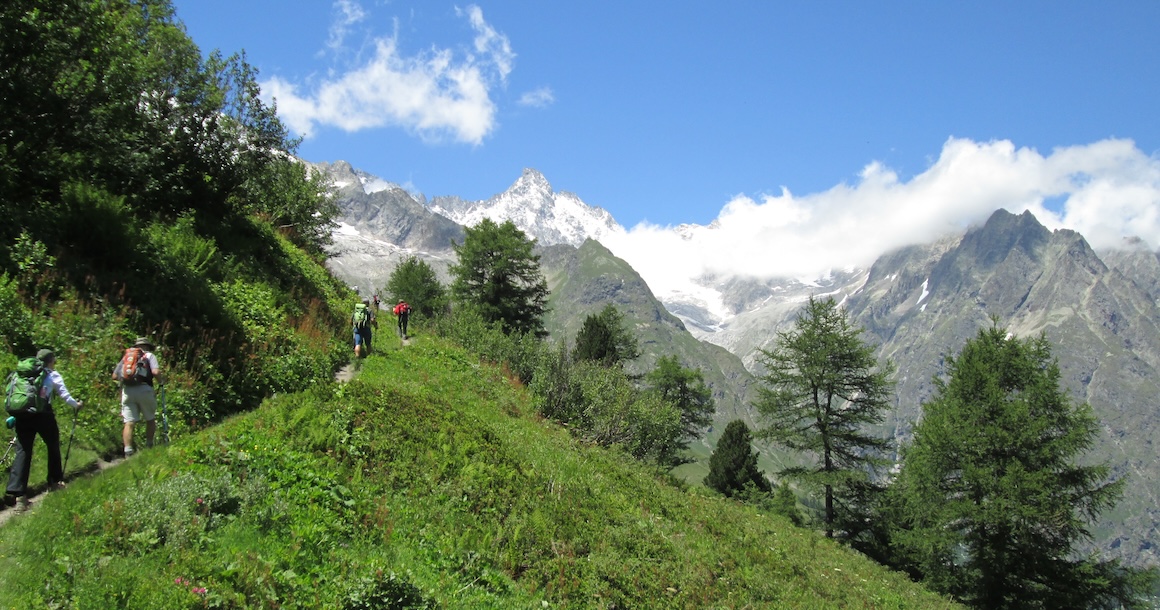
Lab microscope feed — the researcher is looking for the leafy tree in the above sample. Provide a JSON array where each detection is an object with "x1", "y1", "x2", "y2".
[
  {"x1": 242, "y1": 157, "x2": 338, "y2": 255},
  {"x1": 450, "y1": 219, "x2": 548, "y2": 336},
  {"x1": 893, "y1": 323, "x2": 1155, "y2": 609},
  {"x1": 646, "y1": 355, "x2": 714, "y2": 457},
  {"x1": 572, "y1": 304, "x2": 640, "y2": 367},
  {"x1": 752, "y1": 296, "x2": 895, "y2": 538},
  {"x1": 705, "y1": 419, "x2": 770, "y2": 498},
  {"x1": 386, "y1": 256, "x2": 448, "y2": 318},
  {"x1": 0, "y1": 0, "x2": 313, "y2": 262}
]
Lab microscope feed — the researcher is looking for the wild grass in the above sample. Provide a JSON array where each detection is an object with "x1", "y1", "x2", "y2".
[{"x1": 0, "y1": 334, "x2": 961, "y2": 609}]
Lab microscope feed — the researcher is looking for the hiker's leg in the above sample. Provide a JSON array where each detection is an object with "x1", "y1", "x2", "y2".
[
  {"x1": 121, "y1": 388, "x2": 141, "y2": 452},
  {"x1": 137, "y1": 389, "x2": 158, "y2": 448},
  {"x1": 6, "y1": 417, "x2": 37, "y2": 497},
  {"x1": 41, "y1": 413, "x2": 63, "y2": 484}
]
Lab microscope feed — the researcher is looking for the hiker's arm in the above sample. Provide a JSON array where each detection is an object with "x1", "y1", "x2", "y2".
[
  {"x1": 147, "y1": 353, "x2": 165, "y2": 385},
  {"x1": 49, "y1": 371, "x2": 82, "y2": 410}
]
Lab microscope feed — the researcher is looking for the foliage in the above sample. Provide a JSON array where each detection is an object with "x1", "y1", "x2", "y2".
[
  {"x1": 646, "y1": 355, "x2": 715, "y2": 457},
  {"x1": 892, "y1": 323, "x2": 1156, "y2": 609},
  {"x1": 241, "y1": 157, "x2": 340, "y2": 256},
  {"x1": 753, "y1": 296, "x2": 895, "y2": 539},
  {"x1": 431, "y1": 308, "x2": 543, "y2": 385},
  {"x1": 0, "y1": 274, "x2": 34, "y2": 354},
  {"x1": 530, "y1": 343, "x2": 685, "y2": 466},
  {"x1": 0, "y1": 0, "x2": 304, "y2": 241},
  {"x1": 572, "y1": 303, "x2": 641, "y2": 368},
  {"x1": 705, "y1": 419, "x2": 771, "y2": 498},
  {"x1": 0, "y1": 336, "x2": 963, "y2": 609},
  {"x1": 385, "y1": 256, "x2": 448, "y2": 319},
  {"x1": 449, "y1": 219, "x2": 548, "y2": 337}
]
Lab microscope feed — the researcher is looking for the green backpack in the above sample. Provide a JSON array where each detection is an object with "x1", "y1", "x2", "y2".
[
  {"x1": 5, "y1": 357, "x2": 49, "y2": 416},
  {"x1": 353, "y1": 303, "x2": 371, "y2": 331}
]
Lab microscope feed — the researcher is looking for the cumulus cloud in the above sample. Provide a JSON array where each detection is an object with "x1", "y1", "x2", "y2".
[
  {"x1": 262, "y1": 4, "x2": 510, "y2": 144},
  {"x1": 602, "y1": 138, "x2": 1160, "y2": 297},
  {"x1": 518, "y1": 87, "x2": 555, "y2": 108}
]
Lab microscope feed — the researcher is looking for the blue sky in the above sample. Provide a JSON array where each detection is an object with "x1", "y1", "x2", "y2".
[{"x1": 172, "y1": 1, "x2": 1160, "y2": 287}]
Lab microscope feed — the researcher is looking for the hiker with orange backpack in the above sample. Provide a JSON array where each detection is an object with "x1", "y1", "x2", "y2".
[
  {"x1": 393, "y1": 299, "x2": 412, "y2": 340},
  {"x1": 112, "y1": 337, "x2": 163, "y2": 456},
  {"x1": 5, "y1": 349, "x2": 83, "y2": 512}
]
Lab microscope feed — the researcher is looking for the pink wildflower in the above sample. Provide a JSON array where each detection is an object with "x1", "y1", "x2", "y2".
[{"x1": 193, "y1": 587, "x2": 207, "y2": 595}]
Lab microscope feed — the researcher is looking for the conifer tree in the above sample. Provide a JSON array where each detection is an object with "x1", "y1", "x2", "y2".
[
  {"x1": 449, "y1": 219, "x2": 548, "y2": 336},
  {"x1": 705, "y1": 420, "x2": 770, "y2": 498},
  {"x1": 894, "y1": 323, "x2": 1153, "y2": 609},
  {"x1": 572, "y1": 304, "x2": 640, "y2": 367},
  {"x1": 752, "y1": 296, "x2": 895, "y2": 538}
]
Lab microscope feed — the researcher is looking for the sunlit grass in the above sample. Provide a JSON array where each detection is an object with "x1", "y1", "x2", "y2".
[{"x1": 0, "y1": 336, "x2": 961, "y2": 608}]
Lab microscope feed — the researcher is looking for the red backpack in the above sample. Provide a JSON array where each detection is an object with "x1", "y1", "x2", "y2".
[{"x1": 115, "y1": 348, "x2": 152, "y2": 386}]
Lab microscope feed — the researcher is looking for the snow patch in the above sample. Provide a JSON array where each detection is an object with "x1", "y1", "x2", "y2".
[{"x1": 915, "y1": 278, "x2": 930, "y2": 306}]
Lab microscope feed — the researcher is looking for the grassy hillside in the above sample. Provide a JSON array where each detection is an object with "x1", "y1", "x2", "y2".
[{"x1": 0, "y1": 335, "x2": 960, "y2": 608}]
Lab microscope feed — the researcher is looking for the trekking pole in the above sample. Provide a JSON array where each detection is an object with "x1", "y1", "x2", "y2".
[
  {"x1": 62, "y1": 405, "x2": 78, "y2": 477},
  {"x1": 1, "y1": 438, "x2": 13, "y2": 470},
  {"x1": 2, "y1": 417, "x2": 14, "y2": 469}
]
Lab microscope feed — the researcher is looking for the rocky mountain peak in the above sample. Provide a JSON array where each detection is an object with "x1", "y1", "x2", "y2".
[{"x1": 510, "y1": 168, "x2": 552, "y2": 198}]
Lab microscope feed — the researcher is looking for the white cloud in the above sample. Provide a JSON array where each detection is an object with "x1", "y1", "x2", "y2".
[
  {"x1": 457, "y1": 5, "x2": 515, "y2": 83},
  {"x1": 326, "y1": 0, "x2": 368, "y2": 52},
  {"x1": 518, "y1": 87, "x2": 555, "y2": 108},
  {"x1": 262, "y1": 5, "x2": 511, "y2": 144},
  {"x1": 602, "y1": 138, "x2": 1160, "y2": 296}
]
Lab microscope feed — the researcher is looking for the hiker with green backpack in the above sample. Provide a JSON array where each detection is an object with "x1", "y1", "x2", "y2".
[
  {"x1": 4, "y1": 349, "x2": 83, "y2": 512},
  {"x1": 352, "y1": 300, "x2": 377, "y2": 358}
]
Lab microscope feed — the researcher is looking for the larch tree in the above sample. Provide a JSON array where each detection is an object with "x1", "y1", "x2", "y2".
[{"x1": 752, "y1": 296, "x2": 895, "y2": 539}]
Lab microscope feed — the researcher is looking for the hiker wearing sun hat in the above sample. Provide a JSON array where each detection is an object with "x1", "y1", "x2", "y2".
[
  {"x1": 112, "y1": 337, "x2": 163, "y2": 456},
  {"x1": 5, "y1": 348, "x2": 83, "y2": 512}
]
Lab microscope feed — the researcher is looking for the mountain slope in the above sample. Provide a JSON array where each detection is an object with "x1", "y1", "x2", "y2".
[
  {"x1": 840, "y1": 210, "x2": 1160, "y2": 566},
  {"x1": 0, "y1": 337, "x2": 963, "y2": 608}
]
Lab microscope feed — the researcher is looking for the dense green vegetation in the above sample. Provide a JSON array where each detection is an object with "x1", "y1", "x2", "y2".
[
  {"x1": 0, "y1": 0, "x2": 348, "y2": 481},
  {"x1": 0, "y1": 336, "x2": 962, "y2": 608}
]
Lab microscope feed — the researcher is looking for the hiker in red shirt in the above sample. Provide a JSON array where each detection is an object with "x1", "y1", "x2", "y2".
[{"x1": 393, "y1": 300, "x2": 411, "y2": 340}]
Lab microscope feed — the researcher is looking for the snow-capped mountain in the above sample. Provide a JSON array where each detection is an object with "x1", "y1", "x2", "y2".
[
  {"x1": 317, "y1": 159, "x2": 1160, "y2": 568},
  {"x1": 429, "y1": 168, "x2": 625, "y2": 247}
]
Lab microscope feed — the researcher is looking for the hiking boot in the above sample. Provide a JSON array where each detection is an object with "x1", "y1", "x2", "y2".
[
  {"x1": 50, "y1": 481, "x2": 66, "y2": 491},
  {"x1": 124, "y1": 446, "x2": 135, "y2": 457},
  {"x1": 14, "y1": 496, "x2": 29, "y2": 513}
]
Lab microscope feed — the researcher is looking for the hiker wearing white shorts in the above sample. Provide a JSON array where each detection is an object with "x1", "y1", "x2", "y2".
[{"x1": 112, "y1": 337, "x2": 163, "y2": 456}]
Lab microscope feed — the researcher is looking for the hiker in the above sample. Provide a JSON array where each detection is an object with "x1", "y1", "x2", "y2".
[
  {"x1": 112, "y1": 337, "x2": 163, "y2": 456},
  {"x1": 5, "y1": 349, "x2": 82, "y2": 512},
  {"x1": 353, "y1": 300, "x2": 376, "y2": 357},
  {"x1": 372, "y1": 294, "x2": 381, "y2": 310},
  {"x1": 393, "y1": 299, "x2": 411, "y2": 339}
]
